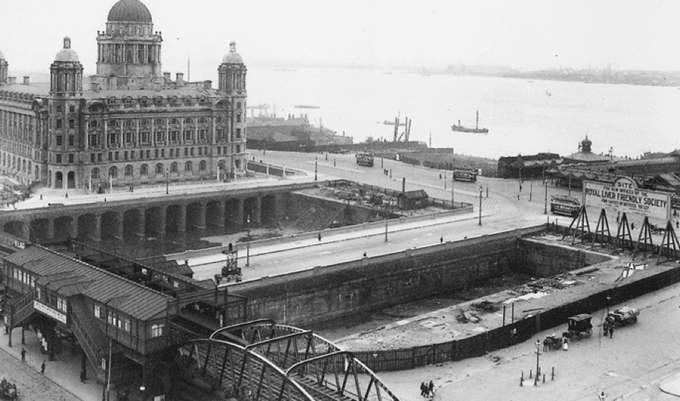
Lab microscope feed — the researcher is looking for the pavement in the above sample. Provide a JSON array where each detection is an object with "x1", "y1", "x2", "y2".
[{"x1": 0, "y1": 319, "x2": 102, "y2": 401}]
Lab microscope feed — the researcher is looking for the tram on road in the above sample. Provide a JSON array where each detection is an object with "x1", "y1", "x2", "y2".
[
  {"x1": 550, "y1": 195, "x2": 581, "y2": 217},
  {"x1": 453, "y1": 169, "x2": 478, "y2": 183},
  {"x1": 356, "y1": 152, "x2": 375, "y2": 167}
]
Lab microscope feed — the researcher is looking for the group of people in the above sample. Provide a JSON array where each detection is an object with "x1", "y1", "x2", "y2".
[{"x1": 420, "y1": 380, "x2": 435, "y2": 398}]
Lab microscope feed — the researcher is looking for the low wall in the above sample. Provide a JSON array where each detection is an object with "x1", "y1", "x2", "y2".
[
  {"x1": 512, "y1": 238, "x2": 612, "y2": 276},
  {"x1": 231, "y1": 225, "x2": 547, "y2": 327}
]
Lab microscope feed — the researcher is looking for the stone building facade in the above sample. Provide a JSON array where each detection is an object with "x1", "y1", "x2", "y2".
[{"x1": 0, "y1": 0, "x2": 247, "y2": 191}]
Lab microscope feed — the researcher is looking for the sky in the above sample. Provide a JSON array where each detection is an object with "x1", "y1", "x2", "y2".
[{"x1": 1, "y1": 0, "x2": 680, "y2": 76}]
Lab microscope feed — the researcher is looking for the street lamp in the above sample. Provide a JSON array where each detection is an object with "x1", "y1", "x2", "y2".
[
  {"x1": 384, "y1": 198, "x2": 391, "y2": 243},
  {"x1": 246, "y1": 214, "x2": 251, "y2": 267},
  {"x1": 535, "y1": 339, "x2": 542, "y2": 386},
  {"x1": 165, "y1": 168, "x2": 169, "y2": 195},
  {"x1": 315, "y1": 157, "x2": 318, "y2": 181},
  {"x1": 451, "y1": 172, "x2": 455, "y2": 210},
  {"x1": 478, "y1": 185, "x2": 483, "y2": 226}
]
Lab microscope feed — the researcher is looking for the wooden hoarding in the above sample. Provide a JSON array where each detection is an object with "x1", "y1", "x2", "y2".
[{"x1": 583, "y1": 177, "x2": 670, "y2": 221}]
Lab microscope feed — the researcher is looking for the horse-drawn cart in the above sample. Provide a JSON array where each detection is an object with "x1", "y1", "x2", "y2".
[
  {"x1": 0, "y1": 378, "x2": 18, "y2": 400},
  {"x1": 564, "y1": 314, "x2": 593, "y2": 340}
]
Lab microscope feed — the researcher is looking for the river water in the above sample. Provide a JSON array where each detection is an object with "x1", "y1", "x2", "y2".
[{"x1": 239, "y1": 66, "x2": 680, "y2": 160}]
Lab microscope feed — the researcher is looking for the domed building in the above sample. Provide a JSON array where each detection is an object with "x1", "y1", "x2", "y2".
[{"x1": 0, "y1": 0, "x2": 247, "y2": 190}]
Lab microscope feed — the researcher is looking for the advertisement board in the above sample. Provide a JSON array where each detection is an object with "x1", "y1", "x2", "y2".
[{"x1": 583, "y1": 178, "x2": 670, "y2": 221}]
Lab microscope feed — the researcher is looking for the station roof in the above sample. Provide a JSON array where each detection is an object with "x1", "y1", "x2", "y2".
[{"x1": 6, "y1": 245, "x2": 171, "y2": 320}]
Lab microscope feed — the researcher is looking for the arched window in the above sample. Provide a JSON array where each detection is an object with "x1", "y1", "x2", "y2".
[
  {"x1": 170, "y1": 118, "x2": 179, "y2": 125},
  {"x1": 108, "y1": 120, "x2": 118, "y2": 127},
  {"x1": 155, "y1": 163, "x2": 164, "y2": 174},
  {"x1": 22, "y1": 159, "x2": 26, "y2": 172},
  {"x1": 184, "y1": 118, "x2": 193, "y2": 124},
  {"x1": 170, "y1": 162, "x2": 178, "y2": 173},
  {"x1": 199, "y1": 160, "x2": 207, "y2": 171},
  {"x1": 92, "y1": 168, "x2": 100, "y2": 179},
  {"x1": 140, "y1": 164, "x2": 148, "y2": 176},
  {"x1": 155, "y1": 119, "x2": 164, "y2": 126},
  {"x1": 185, "y1": 161, "x2": 192, "y2": 172},
  {"x1": 125, "y1": 165, "x2": 133, "y2": 177},
  {"x1": 109, "y1": 166, "x2": 118, "y2": 178}
]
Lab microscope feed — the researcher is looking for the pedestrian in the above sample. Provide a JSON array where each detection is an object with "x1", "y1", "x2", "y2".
[
  {"x1": 517, "y1": 194, "x2": 520, "y2": 201},
  {"x1": 363, "y1": 252, "x2": 367, "y2": 258},
  {"x1": 598, "y1": 390, "x2": 607, "y2": 401},
  {"x1": 420, "y1": 382, "x2": 427, "y2": 397},
  {"x1": 428, "y1": 380, "x2": 434, "y2": 397},
  {"x1": 39, "y1": 194, "x2": 43, "y2": 200},
  {"x1": 318, "y1": 233, "x2": 322, "y2": 241},
  {"x1": 631, "y1": 222, "x2": 635, "y2": 230},
  {"x1": 562, "y1": 337, "x2": 569, "y2": 351},
  {"x1": 40, "y1": 360, "x2": 46, "y2": 374},
  {"x1": 20, "y1": 348, "x2": 27, "y2": 362},
  {"x1": 228, "y1": 242, "x2": 233, "y2": 252},
  {"x1": 608, "y1": 324, "x2": 614, "y2": 339},
  {"x1": 440, "y1": 236, "x2": 443, "y2": 244}
]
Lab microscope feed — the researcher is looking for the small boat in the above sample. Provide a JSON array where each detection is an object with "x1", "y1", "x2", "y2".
[
  {"x1": 294, "y1": 105, "x2": 320, "y2": 109},
  {"x1": 451, "y1": 111, "x2": 488, "y2": 134}
]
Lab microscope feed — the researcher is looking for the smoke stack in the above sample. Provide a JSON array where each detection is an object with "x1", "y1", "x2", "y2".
[
  {"x1": 402, "y1": 177, "x2": 406, "y2": 194},
  {"x1": 176, "y1": 72, "x2": 184, "y2": 84},
  {"x1": 163, "y1": 72, "x2": 171, "y2": 81},
  {"x1": 22, "y1": 76, "x2": 29, "y2": 85},
  {"x1": 8, "y1": 77, "x2": 16, "y2": 85}
]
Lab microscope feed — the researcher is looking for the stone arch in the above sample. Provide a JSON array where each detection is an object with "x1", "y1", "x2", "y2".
[
  {"x1": 261, "y1": 195, "x2": 277, "y2": 225},
  {"x1": 77, "y1": 214, "x2": 98, "y2": 241},
  {"x1": 123, "y1": 208, "x2": 143, "y2": 239},
  {"x1": 55, "y1": 171, "x2": 64, "y2": 189},
  {"x1": 67, "y1": 171, "x2": 76, "y2": 189},
  {"x1": 4, "y1": 220, "x2": 27, "y2": 239},
  {"x1": 29, "y1": 218, "x2": 51, "y2": 242},
  {"x1": 101, "y1": 211, "x2": 122, "y2": 240},
  {"x1": 54, "y1": 216, "x2": 74, "y2": 242},
  {"x1": 186, "y1": 202, "x2": 205, "y2": 230}
]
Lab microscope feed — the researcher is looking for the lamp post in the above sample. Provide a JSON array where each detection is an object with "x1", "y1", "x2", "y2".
[
  {"x1": 478, "y1": 185, "x2": 483, "y2": 226},
  {"x1": 530, "y1": 179, "x2": 533, "y2": 201},
  {"x1": 451, "y1": 172, "x2": 455, "y2": 210},
  {"x1": 165, "y1": 168, "x2": 169, "y2": 195},
  {"x1": 314, "y1": 157, "x2": 318, "y2": 181},
  {"x1": 535, "y1": 339, "x2": 542, "y2": 385},
  {"x1": 246, "y1": 215, "x2": 251, "y2": 267},
  {"x1": 384, "y1": 198, "x2": 391, "y2": 243}
]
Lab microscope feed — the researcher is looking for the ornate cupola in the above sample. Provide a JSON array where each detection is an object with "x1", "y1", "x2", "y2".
[
  {"x1": 50, "y1": 37, "x2": 84, "y2": 96},
  {"x1": 218, "y1": 42, "x2": 247, "y2": 93},
  {"x1": 0, "y1": 50, "x2": 7, "y2": 85},
  {"x1": 581, "y1": 135, "x2": 592, "y2": 153},
  {"x1": 96, "y1": 0, "x2": 162, "y2": 80}
]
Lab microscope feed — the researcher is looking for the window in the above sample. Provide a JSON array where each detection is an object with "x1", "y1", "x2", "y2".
[
  {"x1": 151, "y1": 323, "x2": 164, "y2": 338},
  {"x1": 89, "y1": 120, "x2": 99, "y2": 128},
  {"x1": 56, "y1": 154, "x2": 62, "y2": 163},
  {"x1": 170, "y1": 131, "x2": 178, "y2": 142},
  {"x1": 124, "y1": 132, "x2": 133, "y2": 144},
  {"x1": 154, "y1": 149, "x2": 159, "y2": 158},
  {"x1": 185, "y1": 161, "x2": 192, "y2": 172},
  {"x1": 198, "y1": 147, "x2": 202, "y2": 156},
  {"x1": 56, "y1": 135, "x2": 63, "y2": 146},
  {"x1": 109, "y1": 166, "x2": 118, "y2": 178},
  {"x1": 68, "y1": 135, "x2": 74, "y2": 147},
  {"x1": 236, "y1": 145, "x2": 241, "y2": 153},
  {"x1": 89, "y1": 134, "x2": 99, "y2": 147},
  {"x1": 69, "y1": 105, "x2": 75, "y2": 113},
  {"x1": 124, "y1": 97, "x2": 133, "y2": 108},
  {"x1": 56, "y1": 106, "x2": 63, "y2": 113},
  {"x1": 123, "y1": 318, "x2": 130, "y2": 332},
  {"x1": 140, "y1": 164, "x2": 148, "y2": 175},
  {"x1": 184, "y1": 148, "x2": 188, "y2": 156},
  {"x1": 57, "y1": 297, "x2": 67, "y2": 313},
  {"x1": 140, "y1": 132, "x2": 149, "y2": 143},
  {"x1": 154, "y1": 131, "x2": 164, "y2": 143},
  {"x1": 236, "y1": 128, "x2": 242, "y2": 138},
  {"x1": 199, "y1": 160, "x2": 206, "y2": 171},
  {"x1": 92, "y1": 168, "x2": 100, "y2": 179},
  {"x1": 184, "y1": 118, "x2": 193, "y2": 124},
  {"x1": 216, "y1": 117, "x2": 223, "y2": 123},
  {"x1": 98, "y1": 153, "x2": 102, "y2": 162},
  {"x1": 91, "y1": 153, "x2": 95, "y2": 163},
  {"x1": 108, "y1": 120, "x2": 118, "y2": 128},
  {"x1": 170, "y1": 162, "x2": 178, "y2": 173},
  {"x1": 198, "y1": 117, "x2": 207, "y2": 124},
  {"x1": 125, "y1": 165, "x2": 133, "y2": 177},
  {"x1": 69, "y1": 119, "x2": 75, "y2": 129},
  {"x1": 184, "y1": 130, "x2": 192, "y2": 141},
  {"x1": 236, "y1": 114, "x2": 241, "y2": 123},
  {"x1": 123, "y1": 120, "x2": 134, "y2": 128},
  {"x1": 94, "y1": 305, "x2": 102, "y2": 319},
  {"x1": 155, "y1": 164, "x2": 163, "y2": 174},
  {"x1": 107, "y1": 133, "x2": 118, "y2": 145},
  {"x1": 170, "y1": 118, "x2": 179, "y2": 125},
  {"x1": 68, "y1": 154, "x2": 74, "y2": 164}
]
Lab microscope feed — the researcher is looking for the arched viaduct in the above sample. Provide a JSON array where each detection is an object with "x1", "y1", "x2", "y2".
[{"x1": 0, "y1": 183, "x2": 315, "y2": 243}]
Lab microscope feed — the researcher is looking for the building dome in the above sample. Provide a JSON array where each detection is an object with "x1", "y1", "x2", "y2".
[
  {"x1": 55, "y1": 37, "x2": 80, "y2": 62},
  {"x1": 107, "y1": 0, "x2": 152, "y2": 22},
  {"x1": 222, "y1": 42, "x2": 244, "y2": 64},
  {"x1": 581, "y1": 135, "x2": 592, "y2": 153}
]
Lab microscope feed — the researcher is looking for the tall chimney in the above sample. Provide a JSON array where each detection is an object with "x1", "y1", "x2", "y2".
[
  {"x1": 22, "y1": 76, "x2": 29, "y2": 85},
  {"x1": 163, "y1": 72, "x2": 171, "y2": 81},
  {"x1": 176, "y1": 72, "x2": 184, "y2": 84}
]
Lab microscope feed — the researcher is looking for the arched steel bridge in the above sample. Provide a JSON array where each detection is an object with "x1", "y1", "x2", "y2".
[{"x1": 174, "y1": 319, "x2": 400, "y2": 401}]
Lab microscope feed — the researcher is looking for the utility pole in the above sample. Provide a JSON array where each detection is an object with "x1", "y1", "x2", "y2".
[
  {"x1": 478, "y1": 185, "x2": 483, "y2": 225},
  {"x1": 246, "y1": 215, "x2": 251, "y2": 267}
]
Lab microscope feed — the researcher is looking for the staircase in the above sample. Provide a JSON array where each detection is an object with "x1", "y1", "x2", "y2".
[
  {"x1": 69, "y1": 297, "x2": 111, "y2": 380},
  {"x1": 9, "y1": 290, "x2": 35, "y2": 328}
]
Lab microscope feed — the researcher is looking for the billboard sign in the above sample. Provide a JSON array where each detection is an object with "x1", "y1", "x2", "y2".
[{"x1": 583, "y1": 177, "x2": 670, "y2": 221}]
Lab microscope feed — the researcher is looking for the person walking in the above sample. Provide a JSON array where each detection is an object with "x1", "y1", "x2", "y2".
[
  {"x1": 598, "y1": 390, "x2": 607, "y2": 400},
  {"x1": 318, "y1": 233, "x2": 322, "y2": 241},
  {"x1": 420, "y1": 382, "x2": 427, "y2": 397},
  {"x1": 20, "y1": 348, "x2": 26, "y2": 362},
  {"x1": 428, "y1": 380, "x2": 434, "y2": 397},
  {"x1": 40, "y1": 360, "x2": 46, "y2": 374},
  {"x1": 608, "y1": 324, "x2": 614, "y2": 339}
]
